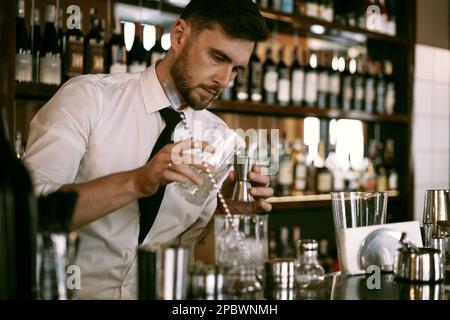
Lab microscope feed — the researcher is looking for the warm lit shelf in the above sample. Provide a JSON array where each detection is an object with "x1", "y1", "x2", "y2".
[
  {"x1": 267, "y1": 190, "x2": 400, "y2": 210},
  {"x1": 210, "y1": 100, "x2": 409, "y2": 123},
  {"x1": 260, "y1": 9, "x2": 409, "y2": 45}
]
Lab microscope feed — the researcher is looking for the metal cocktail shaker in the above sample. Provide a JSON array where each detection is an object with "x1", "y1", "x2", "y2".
[{"x1": 138, "y1": 244, "x2": 190, "y2": 300}]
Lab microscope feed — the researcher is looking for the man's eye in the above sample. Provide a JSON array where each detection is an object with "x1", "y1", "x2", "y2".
[{"x1": 214, "y1": 55, "x2": 225, "y2": 62}]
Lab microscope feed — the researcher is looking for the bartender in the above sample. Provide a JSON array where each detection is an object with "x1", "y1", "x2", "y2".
[{"x1": 24, "y1": 0, "x2": 271, "y2": 299}]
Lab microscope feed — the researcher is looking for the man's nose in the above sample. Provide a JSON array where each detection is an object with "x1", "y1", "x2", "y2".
[{"x1": 213, "y1": 67, "x2": 234, "y2": 89}]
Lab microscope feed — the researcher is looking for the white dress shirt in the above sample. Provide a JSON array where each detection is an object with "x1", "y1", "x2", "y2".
[{"x1": 24, "y1": 65, "x2": 229, "y2": 300}]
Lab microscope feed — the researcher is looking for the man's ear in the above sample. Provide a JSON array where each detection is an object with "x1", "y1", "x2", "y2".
[{"x1": 170, "y1": 19, "x2": 190, "y2": 53}]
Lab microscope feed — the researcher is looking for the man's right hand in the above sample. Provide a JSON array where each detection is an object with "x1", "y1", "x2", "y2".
[{"x1": 134, "y1": 139, "x2": 210, "y2": 197}]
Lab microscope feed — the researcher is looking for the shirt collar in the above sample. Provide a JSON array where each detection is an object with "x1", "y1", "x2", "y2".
[{"x1": 139, "y1": 64, "x2": 171, "y2": 114}]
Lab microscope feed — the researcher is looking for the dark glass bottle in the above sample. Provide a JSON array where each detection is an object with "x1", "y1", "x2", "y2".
[
  {"x1": 263, "y1": 46, "x2": 278, "y2": 104},
  {"x1": 304, "y1": 51, "x2": 319, "y2": 107},
  {"x1": 375, "y1": 61, "x2": 386, "y2": 114},
  {"x1": 127, "y1": 23, "x2": 147, "y2": 73},
  {"x1": 317, "y1": 51, "x2": 330, "y2": 109},
  {"x1": 341, "y1": 58, "x2": 355, "y2": 111},
  {"x1": 84, "y1": 8, "x2": 105, "y2": 74},
  {"x1": 40, "y1": 5, "x2": 61, "y2": 85},
  {"x1": 249, "y1": 45, "x2": 263, "y2": 103},
  {"x1": 353, "y1": 58, "x2": 365, "y2": 111},
  {"x1": 277, "y1": 46, "x2": 291, "y2": 106},
  {"x1": 107, "y1": 17, "x2": 127, "y2": 74},
  {"x1": 62, "y1": 11, "x2": 84, "y2": 81},
  {"x1": 328, "y1": 52, "x2": 341, "y2": 109},
  {"x1": 290, "y1": 46, "x2": 305, "y2": 106},
  {"x1": 148, "y1": 25, "x2": 166, "y2": 67},
  {"x1": 364, "y1": 59, "x2": 376, "y2": 113},
  {"x1": 0, "y1": 115, "x2": 38, "y2": 299},
  {"x1": 16, "y1": 0, "x2": 32, "y2": 83},
  {"x1": 31, "y1": 9, "x2": 42, "y2": 83}
]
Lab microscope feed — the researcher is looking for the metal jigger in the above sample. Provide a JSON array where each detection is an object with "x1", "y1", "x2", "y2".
[{"x1": 231, "y1": 155, "x2": 255, "y2": 202}]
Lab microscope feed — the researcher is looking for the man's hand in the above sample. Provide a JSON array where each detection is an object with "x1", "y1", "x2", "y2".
[
  {"x1": 134, "y1": 140, "x2": 209, "y2": 197},
  {"x1": 220, "y1": 164, "x2": 274, "y2": 214}
]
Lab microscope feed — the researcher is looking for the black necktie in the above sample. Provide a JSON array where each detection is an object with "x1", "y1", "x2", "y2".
[{"x1": 138, "y1": 107, "x2": 182, "y2": 244}]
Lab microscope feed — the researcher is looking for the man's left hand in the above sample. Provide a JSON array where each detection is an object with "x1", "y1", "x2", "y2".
[{"x1": 220, "y1": 165, "x2": 273, "y2": 214}]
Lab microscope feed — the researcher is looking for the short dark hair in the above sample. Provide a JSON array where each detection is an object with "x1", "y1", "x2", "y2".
[{"x1": 180, "y1": 0, "x2": 269, "y2": 42}]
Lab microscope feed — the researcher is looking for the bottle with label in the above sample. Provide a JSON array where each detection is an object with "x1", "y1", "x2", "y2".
[
  {"x1": 364, "y1": 60, "x2": 376, "y2": 114},
  {"x1": 375, "y1": 62, "x2": 386, "y2": 114},
  {"x1": 316, "y1": 140, "x2": 333, "y2": 194},
  {"x1": 127, "y1": 23, "x2": 147, "y2": 73},
  {"x1": 235, "y1": 67, "x2": 250, "y2": 102},
  {"x1": 40, "y1": 5, "x2": 61, "y2": 85},
  {"x1": 281, "y1": 0, "x2": 294, "y2": 14},
  {"x1": 290, "y1": 46, "x2": 305, "y2": 107},
  {"x1": 317, "y1": 51, "x2": 330, "y2": 109},
  {"x1": 84, "y1": 8, "x2": 104, "y2": 75},
  {"x1": 305, "y1": 0, "x2": 320, "y2": 18},
  {"x1": 292, "y1": 139, "x2": 308, "y2": 195},
  {"x1": 304, "y1": 51, "x2": 318, "y2": 107},
  {"x1": 341, "y1": 57, "x2": 355, "y2": 112},
  {"x1": 107, "y1": 17, "x2": 127, "y2": 74},
  {"x1": 321, "y1": 0, "x2": 334, "y2": 22},
  {"x1": 328, "y1": 52, "x2": 341, "y2": 109},
  {"x1": 62, "y1": 11, "x2": 84, "y2": 81},
  {"x1": 249, "y1": 46, "x2": 263, "y2": 103},
  {"x1": 384, "y1": 60, "x2": 395, "y2": 115},
  {"x1": 263, "y1": 46, "x2": 278, "y2": 104},
  {"x1": 148, "y1": 25, "x2": 166, "y2": 67},
  {"x1": 31, "y1": 9, "x2": 42, "y2": 83},
  {"x1": 277, "y1": 47, "x2": 291, "y2": 106},
  {"x1": 16, "y1": 0, "x2": 32, "y2": 83},
  {"x1": 277, "y1": 135, "x2": 293, "y2": 196},
  {"x1": 353, "y1": 58, "x2": 365, "y2": 111}
]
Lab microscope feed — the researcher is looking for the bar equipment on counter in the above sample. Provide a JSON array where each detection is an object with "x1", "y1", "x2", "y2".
[
  {"x1": 138, "y1": 244, "x2": 190, "y2": 300},
  {"x1": 394, "y1": 232, "x2": 444, "y2": 283},
  {"x1": 36, "y1": 191, "x2": 79, "y2": 300},
  {"x1": 188, "y1": 263, "x2": 227, "y2": 300},
  {"x1": 422, "y1": 189, "x2": 450, "y2": 247},
  {"x1": 264, "y1": 258, "x2": 296, "y2": 300},
  {"x1": 231, "y1": 155, "x2": 255, "y2": 202}
]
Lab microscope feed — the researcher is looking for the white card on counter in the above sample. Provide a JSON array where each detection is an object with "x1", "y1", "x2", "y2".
[{"x1": 338, "y1": 221, "x2": 423, "y2": 275}]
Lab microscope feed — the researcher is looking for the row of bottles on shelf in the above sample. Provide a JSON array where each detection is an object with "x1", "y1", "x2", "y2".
[
  {"x1": 222, "y1": 44, "x2": 396, "y2": 115},
  {"x1": 269, "y1": 225, "x2": 339, "y2": 274},
  {"x1": 255, "y1": 0, "x2": 397, "y2": 36},
  {"x1": 15, "y1": 1, "x2": 166, "y2": 85},
  {"x1": 270, "y1": 134, "x2": 399, "y2": 197}
]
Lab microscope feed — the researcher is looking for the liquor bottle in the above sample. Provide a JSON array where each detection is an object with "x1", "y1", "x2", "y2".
[
  {"x1": 384, "y1": 60, "x2": 395, "y2": 115},
  {"x1": 328, "y1": 52, "x2": 341, "y2": 109},
  {"x1": 15, "y1": 0, "x2": 32, "y2": 83},
  {"x1": 364, "y1": 60, "x2": 376, "y2": 113},
  {"x1": 292, "y1": 139, "x2": 308, "y2": 195},
  {"x1": 0, "y1": 114, "x2": 38, "y2": 299},
  {"x1": 277, "y1": 135, "x2": 293, "y2": 196},
  {"x1": 281, "y1": 0, "x2": 294, "y2": 14},
  {"x1": 290, "y1": 46, "x2": 305, "y2": 106},
  {"x1": 318, "y1": 239, "x2": 334, "y2": 273},
  {"x1": 149, "y1": 25, "x2": 166, "y2": 67},
  {"x1": 304, "y1": 51, "x2": 318, "y2": 107},
  {"x1": 341, "y1": 58, "x2": 355, "y2": 112},
  {"x1": 353, "y1": 58, "x2": 365, "y2": 111},
  {"x1": 279, "y1": 227, "x2": 296, "y2": 258},
  {"x1": 263, "y1": 46, "x2": 278, "y2": 104},
  {"x1": 272, "y1": 0, "x2": 282, "y2": 11},
  {"x1": 306, "y1": 145, "x2": 317, "y2": 194},
  {"x1": 384, "y1": 139, "x2": 398, "y2": 191},
  {"x1": 107, "y1": 17, "x2": 127, "y2": 74},
  {"x1": 375, "y1": 62, "x2": 386, "y2": 114},
  {"x1": 361, "y1": 161, "x2": 377, "y2": 192},
  {"x1": 127, "y1": 23, "x2": 147, "y2": 73},
  {"x1": 295, "y1": 240, "x2": 325, "y2": 288},
  {"x1": 249, "y1": 46, "x2": 263, "y2": 103},
  {"x1": 333, "y1": 0, "x2": 347, "y2": 25},
  {"x1": 62, "y1": 11, "x2": 84, "y2": 81},
  {"x1": 236, "y1": 67, "x2": 250, "y2": 102},
  {"x1": 294, "y1": 0, "x2": 306, "y2": 16},
  {"x1": 385, "y1": 0, "x2": 397, "y2": 36},
  {"x1": 317, "y1": 51, "x2": 329, "y2": 109},
  {"x1": 277, "y1": 47, "x2": 291, "y2": 106},
  {"x1": 40, "y1": 5, "x2": 62, "y2": 85},
  {"x1": 31, "y1": 9, "x2": 42, "y2": 83},
  {"x1": 321, "y1": 0, "x2": 334, "y2": 22},
  {"x1": 316, "y1": 140, "x2": 333, "y2": 194},
  {"x1": 84, "y1": 8, "x2": 104, "y2": 74},
  {"x1": 305, "y1": 0, "x2": 319, "y2": 18}
]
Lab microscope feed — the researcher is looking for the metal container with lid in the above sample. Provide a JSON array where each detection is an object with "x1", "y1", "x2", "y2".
[{"x1": 264, "y1": 258, "x2": 296, "y2": 300}]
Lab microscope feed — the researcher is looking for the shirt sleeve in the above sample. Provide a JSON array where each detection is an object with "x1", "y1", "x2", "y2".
[{"x1": 23, "y1": 77, "x2": 101, "y2": 196}]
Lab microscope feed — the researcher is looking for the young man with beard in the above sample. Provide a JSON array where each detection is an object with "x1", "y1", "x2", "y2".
[{"x1": 24, "y1": 0, "x2": 271, "y2": 299}]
